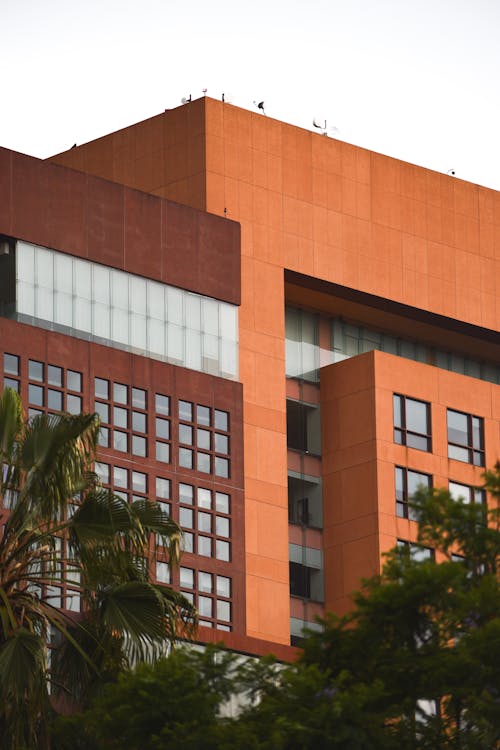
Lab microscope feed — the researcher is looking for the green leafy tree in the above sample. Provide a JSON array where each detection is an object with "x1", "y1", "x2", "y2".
[
  {"x1": 0, "y1": 387, "x2": 195, "y2": 750},
  {"x1": 241, "y1": 467, "x2": 500, "y2": 749},
  {"x1": 52, "y1": 646, "x2": 242, "y2": 750},
  {"x1": 53, "y1": 467, "x2": 500, "y2": 750}
]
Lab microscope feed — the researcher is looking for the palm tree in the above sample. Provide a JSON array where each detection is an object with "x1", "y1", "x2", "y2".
[{"x1": 0, "y1": 387, "x2": 196, "y2": 750}]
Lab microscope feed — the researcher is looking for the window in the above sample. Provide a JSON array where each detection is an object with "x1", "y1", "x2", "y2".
[
  {"x1": 447, "y1": 409, "x2": 484, "y2": 466},
  {"x1": 395, "y1": 467, "x2": 432, "y2": 520},
  {"x1": 449, "y1": 481, "x2": 486, "y2": 505},
  {"x1": 393, "y1": 395, "x2": 431, "y2": 451},
  {"x1": 397, "y1": 540, "x2": 434, "y2": 562},
  {"x1": 286, "y1": 400, "x2": 321, "y2": 455}
]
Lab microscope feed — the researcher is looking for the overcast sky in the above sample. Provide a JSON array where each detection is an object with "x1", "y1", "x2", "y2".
[{"x1": 2, "y1": 0, "x2": 499, "y2": 190}]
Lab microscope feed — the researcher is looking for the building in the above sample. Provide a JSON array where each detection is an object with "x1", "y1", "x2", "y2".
[{"x1": 1, "y1": 97, "x2": 500, "y2": 656}]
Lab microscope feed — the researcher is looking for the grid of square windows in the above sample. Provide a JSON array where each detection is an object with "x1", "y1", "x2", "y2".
[
  {"x1": 2, "y1": 355, "x2": 84, "y2": 418},
  {"x1": 94, "y1": 378, "x2": 152, "y2": 459},
  {"x1": 178, "y1": 483, "x2": 231, "y2": 562},
  {"x1": 178, "y1": 401, "x2": 230, "y2": 478},
  {"x1": 94, "y1": 461, "x2": 150, "y2": 509},
  {"x1": 179, "y1": 566, "x2": 232, "y2": 630}
]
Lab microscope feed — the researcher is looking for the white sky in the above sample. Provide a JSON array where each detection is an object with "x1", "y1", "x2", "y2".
[{"x1": 2, "y1": 0, "x2": 499, "y2": 190}]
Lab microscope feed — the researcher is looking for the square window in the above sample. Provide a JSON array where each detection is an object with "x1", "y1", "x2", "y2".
[
  {"x1": 214, "y1": 409, "x2": 229, "y2": 432},
  {"x1": 216, "y1": 575, "x2": 231, "y2": 597},
  {"x1": 179, "y1": 424, "x2": 193, "y2": 445},
  {"x1": 98, "y1": 426, "x2": 109, "y2": 447},
  {"x1": 46, "y1": 585, "x2": 62, "y2": 609},
  {"x1": 132, "y1": 471, "x2": 147, "y2": 493},
  {"x1": 67, "y1": 394, "x2": 81, "y2": 415},
  {"x1": 215, "y1": 492, "x2": 230, "y2": 514},
  {"x1": 94, "y1": 377, "x2": 109, "y2": 400},
  {"x1": 216, "y1": 600, "x2": 231, "y2": 622},
  {"x1": 181, "y1": 532, "x2": 194, "y2": 553},
  {"x1": 95, "y1": 401, "x2": 109, "y2": 423},
  {"x1": 198, "y1": 571, "x2": 213, "y2": 593},
  {"x1": 114, "y1": 406, "x2": 128, "y2": 429},
  {"x1": 215, "y1": 434, "x2": 229, "y2": 455},
  {"x1": 179, "y1": 400, "x2": 193, "y2": 421},
  {"x1": 113, "y1": 431, "x2": 128, "y2": 452},
  {"x1": 198, "y1": 536, "x2": 212, "y2": 557},
  {"x1": 157, "y1": 500, "x2": 171, "y2": 518},
  {"x1": 67, "y1": 370, "x2": 82, "y2": 392},
  {"x1": 216, "y1": 516, "x2": 230, "y2": 537},
  {"x1": 197, "y1": 452, "x2": 211, "y2": 474},
  {"x1": 216, "y1": 540, "x2": 230, "y2": 562},
  {"x1": 197, "y1": 428, "x2": 211, "y2": 450},
  {"x1": 113, "y1": 466, "x2": 128, "y2": 489},
  {"x1": 156, "y1": 477, "x2": 170, "y2": 499},
  {"x1": 132, "y1": 387, "x2": 147, "y2": 410},
  {"x1": 132, "y1": 435, "x2": 147, "y2": 457},
  {"x1": 28, "y1": 408, "x2": 42, "y2": 418},
  {"x1": 29, "y1": 360, "x2": 44, "y2": 382},
  {"x1": 95, "y1": 462, "x2": 110, "y2": 484},
  {"x1": 4, "y1": 353, "x2": 19, "y2": 376},
  {"x1": 179, "y1": 507, "x2": 193, "y2": 529},
  {"x1": 179, "y1": 483, "x2": 193, "y2": 504},
  {"x1": 155, "y1": 393, "x2": 170, "y2": 415},
  {"x1": 179, "y1": 447, "x2": 193, "y2": 469},
  {"x1": 197, "y1": 487, "x2": 212, "y2": 509},
  {"x1": 156, "y1": 442, "x2": 170, "y2": 463},
  {"x1": 28, "y1": 384, "x2": 44, "y2": 406},
  {"x1": 199, "y1": 596, "x2": 213, "y2": 618},
  {"x1": 66, "y1": 592, "x2": 81, "y2": 613},
  {"x1": 156, "y1": 417, "x2": 170, "y2": 439},
  {"x1": 393, "y1": 395, "x2": 431, "y2": 452},
  {"x1": 4, "y1": 377, "x2": 19, "y2": 392},
  {"x1": 215, "y1": 457, "x2": 229, "y2": 478},
  {"x1": 47, "y1": 389, "x2": 63, "y2": 411},
  {"x1": 113, "y1": 383, "x2": 128, "y2": 405},
  {"x1": 156, "y1": 561, "x2": 170, "y2": 584},
  {"x1": 180, "y1": 567, "x2": 194, "y2": 589},
  {"x1": 47, "y1": 365, "x2": 62, "y2": 387},
  {"x1": 196, "y1": 404, "x2": 211, "y2": 426},
  {"x1": 132, "y1": 411, "x2": 147, "y2": 432},
  {"x1": 198, "y1": 511, "x2": 212, "y2": 533}
]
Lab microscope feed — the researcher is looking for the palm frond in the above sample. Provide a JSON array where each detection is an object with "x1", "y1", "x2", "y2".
[{"x1": 20, "y1": 411, "x2": 100, "y2": 520}]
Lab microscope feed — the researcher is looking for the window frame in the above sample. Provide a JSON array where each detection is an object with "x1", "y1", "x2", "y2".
[
  {"x1": 395, "y1": 466, "x2": 432, "y2": 520},
  {"x1": 393, "y1": 394, "x2": 432, "y2": 452},
  {"x1": 447, "y1": 409, "x2": 485, "y2": 466}
]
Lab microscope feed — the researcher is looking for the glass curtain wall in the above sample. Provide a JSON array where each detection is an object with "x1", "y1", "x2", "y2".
[{"x1": 12, "y1": 242, "x2": 238, "y2": 380}]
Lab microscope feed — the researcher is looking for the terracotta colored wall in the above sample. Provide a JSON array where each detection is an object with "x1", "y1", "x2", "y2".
[
  {"x1": 50, "y1": 101, "x2": 207, "y2": 211},
  {"x1": 321, "y1": 350, "x2": 500, "y2": 614},
  {"x1": 0, "y1": 147, "x2": 240, "y2": 306},
  {"x1": 1, "y1": 317, "x2": 247, "y2": 636},
  {"x1": 47, "y1": 98, "x2": 500, "y2": 646}
]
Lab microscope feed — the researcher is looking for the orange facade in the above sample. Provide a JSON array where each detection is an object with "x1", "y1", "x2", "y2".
[{"x1": 51, "y1": 97, "x2": 500, "y2": 648}]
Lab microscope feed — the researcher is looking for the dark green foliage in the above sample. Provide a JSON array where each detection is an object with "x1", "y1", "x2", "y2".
[
  {"x1": 55, "y1": 465, "x2": 500, "y2": 749},
  {"x1": 0, "y1": 388, "x2": 195, "y2": 750}
]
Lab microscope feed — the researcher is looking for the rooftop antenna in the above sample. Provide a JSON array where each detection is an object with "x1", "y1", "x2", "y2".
[
  {"x1": 181, "y1": 95, "x2": 192, "y2": 104},
  {"x1": 313, "y1": 118, "x2": 339, "y2": 138},
  {"x1": 253, "y1": 100, "x2": 266, "y2": 115},
  {"x1": 447, "y1": 168, "x2": 456, "y2": 176},
  {"x1": 202, "y1": 88, "x2": 207, "y2": 95}
]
